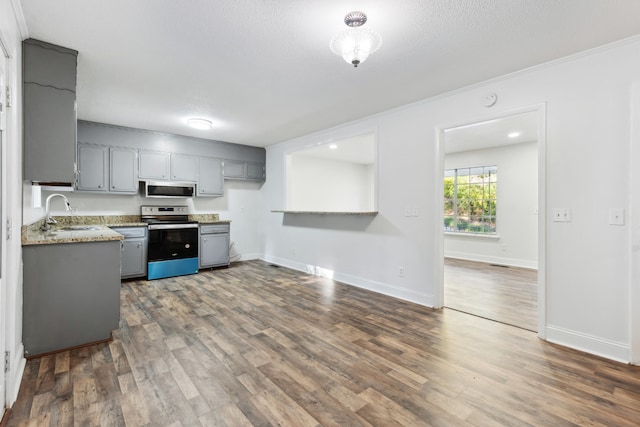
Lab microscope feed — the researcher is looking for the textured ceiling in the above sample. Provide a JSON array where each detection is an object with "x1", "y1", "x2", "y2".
[{"x1": 19, "y1": 0, "x2": 640, "y2": 147}]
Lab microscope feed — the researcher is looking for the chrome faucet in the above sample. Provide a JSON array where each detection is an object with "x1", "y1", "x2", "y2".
[{"x1": 41, "y1": 193, "x2": 72, "y2": 231}]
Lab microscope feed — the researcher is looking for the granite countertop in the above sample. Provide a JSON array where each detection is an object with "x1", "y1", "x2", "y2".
[
  {"x1": 23, "y1": 225, "x2": 124, "y2": 246},
  {"x1": 22, "y1": 213, "x2": 228, "y2": 245},
  {"x1": 189, "y1": 214, "x2": 228, "y2": 224}
]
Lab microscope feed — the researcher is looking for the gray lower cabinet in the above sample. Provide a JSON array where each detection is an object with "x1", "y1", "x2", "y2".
[
  {"x1": 199, "y1": 224, "x2": 230, "y2": 268},
  {"x1": 198, "y1": 157, "x2": 223, "y2": 196},
  {"x1": 111, "y1": 227, "x2": 147, "y2": 278},
  {"x1": 22, "y1": 241, "x2": 121, "y2": 357}
]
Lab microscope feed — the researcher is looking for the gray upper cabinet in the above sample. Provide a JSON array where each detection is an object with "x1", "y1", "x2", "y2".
[
  {"x1": 23, "y1": 39, "x2": 77, "y2": 91},
  {"x1": 23, "y1": 39, "x2": 78, "y2": 183},
  {"x1": 171, "y1": 154, "x2": 199, "y2": 182},
  {"x1": 139, "y1": 150, "x2": 170, "y2": 180},
  {"x1": 198, "y1": 157, "x2": 223, "y2": 197},
  {"x1": 75, "y1": 121, "x2": 267, "y2": 196},
  {"x1": 77, "y1": 143, "x2": 108, "y2": 191},
  {"x1": 77, "y1": 144, "x2": 138, "y2": 194},
  {"x1": 223, "y1": 160, "x2": 266, "y2": 181},
  {"x1": 222, "y1": 160, "x2": 245, "y2": 179},
  {"x1": 110, "y1": 147, "x2": 138, "y2": 193},
  {"x1": 246, "y1": 162, "x2": 266, "y2": 181}
]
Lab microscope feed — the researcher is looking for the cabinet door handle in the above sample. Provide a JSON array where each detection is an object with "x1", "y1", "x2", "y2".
[
  {"x1": 137, "y1": 243, "x2": 141, "y2": 248},
  {"x1": 98, "y1": 184, "x2": 102, "y2": 188},
  {"x1": 203, "y1": 238, "x2": 208, "y2": 243}
]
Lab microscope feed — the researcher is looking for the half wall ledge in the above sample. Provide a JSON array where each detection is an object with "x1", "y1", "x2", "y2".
[{"x1": 271, "y1": 210, "x2": 378, "y2": 216}]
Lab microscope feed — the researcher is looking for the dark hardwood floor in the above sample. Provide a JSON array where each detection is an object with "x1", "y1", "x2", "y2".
[
  {"x1": 444, "y1": 258, "x2": 538, "y2": 331},
  {"x1": 8, "y1": 260, "x2": 640, "y2": 426}
]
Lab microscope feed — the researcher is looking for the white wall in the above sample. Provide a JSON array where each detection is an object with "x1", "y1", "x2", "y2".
[
  {"x1": 1, "y1": 0, "x2": 27, "y2": 408},
  {"x1": 26, "y1": 180, "x2": 265, "y2": 261},
  {"x1": 263, "y1": 37, "x2": 640, "y2": 363},
  {"x1": 288, "y1": 156, "x2": 374, "y2": 212},
  {"x1": 444, "y1": 142, "x2": 538, "y2": 269}
]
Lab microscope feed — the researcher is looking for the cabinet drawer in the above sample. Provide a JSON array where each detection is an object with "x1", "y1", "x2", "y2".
[
  {"x1": 112, "y1": 227, "x2": 147, "y2": 238},
  {"x1": 200, "y1": 224, "x2": 229, "y2": 234}
]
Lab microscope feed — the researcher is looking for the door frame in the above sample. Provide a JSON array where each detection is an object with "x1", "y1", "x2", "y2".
[
  {"x1": 0, "y1": 29, "x2": 8, "y2": 414},
  {"x1": 629, "y1": 83, "x2": 640, "y2": 365},
  {"x1": 433, "y1": 103, "x2": 547, "y2": 339}
]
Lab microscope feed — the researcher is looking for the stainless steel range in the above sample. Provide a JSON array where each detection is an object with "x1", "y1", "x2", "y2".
[{"x1": 141, "y1": 205, "x2": 198, "y2": 280}]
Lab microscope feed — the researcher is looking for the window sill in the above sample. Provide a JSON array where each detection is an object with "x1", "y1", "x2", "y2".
[{"x1": 444, "y1": 231, "x2": 500, "y2": 240}]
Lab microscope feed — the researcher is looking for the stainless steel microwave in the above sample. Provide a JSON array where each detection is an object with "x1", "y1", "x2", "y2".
[{"x1": 144, "y1": 181, "x2": 196, "y2": 198}]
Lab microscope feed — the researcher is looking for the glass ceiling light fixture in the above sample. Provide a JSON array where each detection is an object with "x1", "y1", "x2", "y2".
[
  {"x1": 330, "y1": 11, "x2": 382, "y2": 68},
  {"x1": 187, "y1": 118, "x2": 213, "y2": 130}
]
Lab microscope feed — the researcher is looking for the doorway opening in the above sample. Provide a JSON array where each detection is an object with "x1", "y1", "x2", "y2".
[{"x1": 436, "y1": 108, "x2": 545, "y2": 334}]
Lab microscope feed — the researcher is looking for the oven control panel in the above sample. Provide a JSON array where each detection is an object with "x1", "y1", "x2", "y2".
[{"x1": 141, "y1": 205, "x2": 189, "y2": 216}]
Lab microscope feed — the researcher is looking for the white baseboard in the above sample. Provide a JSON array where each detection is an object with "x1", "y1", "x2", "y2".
[
  {"x1": 546, "y1": 325, "x2": 630, "y2": 364},
  {"x1": 444, "y1": 251, "x2": 537, "y2": 269},
  {"x1": 261, "y1": 255, "x2": 435, "y2": 308},
  {"x1": 237, "y1": 252, "x2": 262, "y2": 262}
]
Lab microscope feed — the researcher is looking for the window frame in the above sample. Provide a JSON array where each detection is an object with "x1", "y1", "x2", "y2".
[{"x1": 444, "y1": 165, "x2": 497, "y2": 235}]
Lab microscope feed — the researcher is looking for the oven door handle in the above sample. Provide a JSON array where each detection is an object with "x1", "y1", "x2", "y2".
[{"x1": 148, "y1": 223, "x2": 199, "y2": 230}]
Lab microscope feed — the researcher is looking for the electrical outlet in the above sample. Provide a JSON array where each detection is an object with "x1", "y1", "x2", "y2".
[
  {"x1": 404, "y1": 206, "x2": 411, "y2": 217},
  {"x1": 398, "y1": 266, "x2": 405, "y2": 277},
  {"x1": 411, "y1": 208, "x2": 419, "y2": 217},
  {"x1": 609, "y1": 208, "x2": 625, "y2": 226},
  {"x1": 553, "y1": 208, "x2": 571, "y2": 222}
]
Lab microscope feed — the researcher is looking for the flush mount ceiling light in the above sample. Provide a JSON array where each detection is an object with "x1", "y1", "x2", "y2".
[
  {"x1": 187, "y1": 118, "x2": 212, "y2": 130},
  {"x1": 330, "y1": 11, "x2": 382, "y2": 68}
]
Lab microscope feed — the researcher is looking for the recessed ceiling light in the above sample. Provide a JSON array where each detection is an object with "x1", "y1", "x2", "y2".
[
  {"x1": 187, "y1": 118, "x2": 213, "y2": 130},
  {"x1": 329, "y1": 144, "x2": 338, "y2": 150},
  {"x1": 508, "y1": 131, "x2": 521, "y2": 138}
]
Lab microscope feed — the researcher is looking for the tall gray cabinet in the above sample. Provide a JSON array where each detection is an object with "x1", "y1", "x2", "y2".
[{"x1": 23, "y1": 39, "x2": 78, "y2": 183}]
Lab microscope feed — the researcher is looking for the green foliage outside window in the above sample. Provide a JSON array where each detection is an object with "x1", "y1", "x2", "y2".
[{"x1": 444, "y1": 166, "x2": 497, "y2": 234}]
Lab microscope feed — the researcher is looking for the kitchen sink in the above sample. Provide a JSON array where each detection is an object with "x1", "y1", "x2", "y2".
[{"x1": 59, "y1": 225, "x2": 101, "y2": 231}]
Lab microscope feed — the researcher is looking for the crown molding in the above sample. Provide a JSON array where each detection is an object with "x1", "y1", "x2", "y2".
[{"x1": 10, "y1": 0, "x2": 29, "y2": 39}]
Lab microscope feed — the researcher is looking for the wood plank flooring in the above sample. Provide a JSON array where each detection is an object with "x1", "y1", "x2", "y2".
[
  {"x1": 8, "y1": 260, "x2": 640, "y2": 426},
  {"x1": 444, "y1": 258, "x2": 538, "y2": 331}
]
